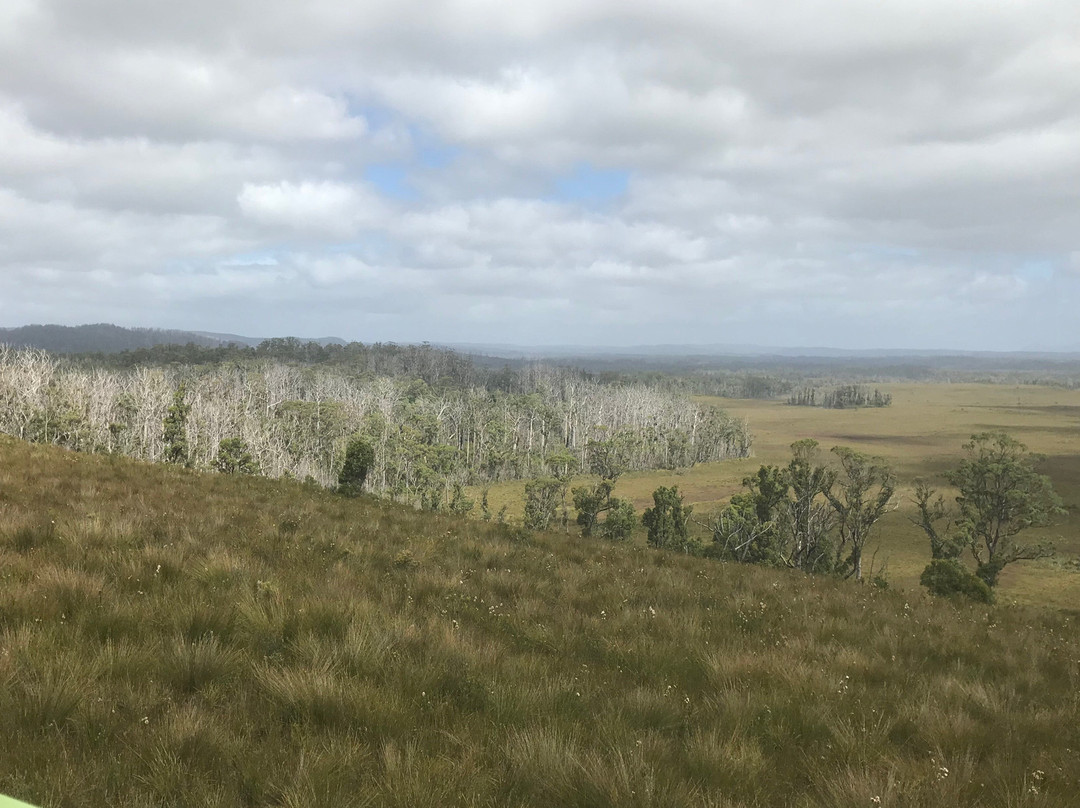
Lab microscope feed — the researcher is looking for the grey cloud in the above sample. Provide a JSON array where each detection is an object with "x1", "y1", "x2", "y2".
[{"x1": 1, "y1": 0, "x2": 1078, "y2": 349}]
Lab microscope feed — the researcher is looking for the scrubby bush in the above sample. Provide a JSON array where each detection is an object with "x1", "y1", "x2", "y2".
[
  {"x1": 338, "y1": 436, "x2": 375, "y2": 496},
  {"x1": 642, "y1": 485, "x2": 694, "y2": 551},
  {"x1": 920, "y1": 559, "x2": 994, "y2": 603},
  {"x1": 214, "y1": 437, "x2": 259, "y2": 475}
]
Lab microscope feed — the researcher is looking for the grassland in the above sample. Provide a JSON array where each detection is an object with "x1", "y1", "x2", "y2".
[
  {"x1": 2, "y1": 431, "x2": 1080, "y2": 806},
  {"x1": 480, "y1": 383, "x2": 1080, "y2": 609}
]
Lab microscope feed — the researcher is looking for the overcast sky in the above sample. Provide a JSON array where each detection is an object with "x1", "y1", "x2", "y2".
[{"x1": 2, "y1": 1, "x2": 1079, "y2": 350}]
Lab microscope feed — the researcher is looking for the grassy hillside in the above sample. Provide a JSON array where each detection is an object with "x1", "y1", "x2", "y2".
[
  {"x1": 1, "y1": 436, "x2": 1079, "y2": 807},
  {"x1": 479, "y1": 382, "x2": 1080, "y2": 609}
]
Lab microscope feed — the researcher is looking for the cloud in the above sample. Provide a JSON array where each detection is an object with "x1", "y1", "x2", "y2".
[
  {"x1": 238, "y1": 181, "x2": 391, "y2": 237},
  {"x1": 0, "y1": 0, "x2": 1078, "y2": 349}
]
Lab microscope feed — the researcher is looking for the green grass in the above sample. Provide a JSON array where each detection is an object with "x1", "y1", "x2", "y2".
[
  {"x1": 1, "y1": 434, "x2": 1080, "y2": 806},
  {"x1": 478, "y1": 382, "x2": 1080, "y2": 609}
]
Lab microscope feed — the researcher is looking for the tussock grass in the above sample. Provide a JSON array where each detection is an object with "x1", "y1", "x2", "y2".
[{"x1": 1, "y1": 434, "x2": 1079, "y2": 806}]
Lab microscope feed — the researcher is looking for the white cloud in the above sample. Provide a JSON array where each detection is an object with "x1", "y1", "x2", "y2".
[
  {"x1": 238, "y1": 181, "x2": 391, "y2": 236},
  {"x1": 0, "y1": 0, "x2": 1078, "y2": 348}
]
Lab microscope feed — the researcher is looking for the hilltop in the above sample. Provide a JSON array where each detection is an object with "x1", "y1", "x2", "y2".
[
  {"x1": 0, "y1": 324, "x2": 347, "y2": 355},
  {"x1": 1, "y1": 436, "x2": 1077, "y2": 807}
]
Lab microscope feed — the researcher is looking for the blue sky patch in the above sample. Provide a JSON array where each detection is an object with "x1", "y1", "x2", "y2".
[
  {"x1": 364, "y1": 164, "x2": 417, "y2": 201},
  {"x1": 553, "y1": 164, "x2": 630, "y2": 205}
]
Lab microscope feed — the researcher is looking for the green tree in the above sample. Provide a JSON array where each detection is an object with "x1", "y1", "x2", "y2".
[
  {"x1": 214, "y1": 437, "x2": 259, "y2": 475},
  {"x1": 585, "y1": 434, "x2": 631, "y2": 481},
  {"x1": 573, "y1": 433, "x2": 636, "y2": 540},
  {"x1": 572, "y1": 479, "x2": 616, "y2": 537},
  {"x1": 946, "y1": 432, "x2": 1062, "y2": 587},
  {"x1": 601, "y1": 498, "x2": 636, "y2": 542},
  {"x1": 545, "y1": 448, "x2": 578, "y2": 532},
  {"x1": 162, "y1": 384, "x2": 190, "y2": 465},
  {"x1": 910, "y1": 479, "x2": 966, "y2": 560},
  {"x1": 449, "y1": 483, "x2": 474, "y2": 516},
  {"x1": 825, "y1": 447, "x2": 895, "y2": 580},
  {"x1": 571, "y1": 480, "x2": 636, "y2": 541},
  {"x1": 709, "y1": 492, "x2": 779, "y2": 564},
  {"x1": 338, "y1": 436, "x2": 375, "y2": 496},
  {"x1": 710, "y1": 447, "x2": 839, "y2": 571},
  {"x1": 524, "y1": 477, "x2": 565, "y2": 531},
  {"x1": 781, "y1": 439, "x2": 836, "y2": 573},
  {"x1": 642, "y1": 485, "x2": 694, "y2": 551}
]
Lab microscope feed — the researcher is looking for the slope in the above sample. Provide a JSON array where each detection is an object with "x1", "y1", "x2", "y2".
[{"x1": 0, "y1": 436, "x2": 1077, "y2": 807}]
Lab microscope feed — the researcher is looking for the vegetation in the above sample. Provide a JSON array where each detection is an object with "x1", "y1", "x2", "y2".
[
  {"x1": 0, "y1": 323, "x2": 229, "y2": 354},
  {"x1": 913, "y1": 432, "x2": 1063, "y2": 589},
  {"x1": 213, "y1": 437, "x2": 260, "y2": 475},
  {"x1": 825, "y1": 447, "x2": 896, "y2": 581},
  {"x1": 1, "y1": 436, "x2": 1078, "y2": 806},
  {"x1": 920, "y1": 559, "x2": 994, "y2": 604},
  {"x1": 709, "y1": 440, "x2": 843, "y2": 574},
  {"x1": 788, "y1": 385, "x2": 892, "y2": 409},
  {"x1": 572, "y1": 479, "x2": 636, "y2": 541},
  {"x1": 523, "y1": 477, "x2": 566, "y2": 532},
  {"x1": 337, "y1": 436, "x2": 375, "y2": 496},
  {"x1": 641, "y1": 486, "x2": 694, "y2": 552},
  {"x1": 0, "y1": 347, "x2": 751, "y2": 505},
  {"x1": 161, "y1": 385, "x2": 190, "y2": 466}
]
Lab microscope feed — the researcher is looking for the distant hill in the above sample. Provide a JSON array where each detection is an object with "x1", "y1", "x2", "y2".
[
  {"x1": 0, "y1": 324, "x2": 234, "y2": 354},
  {"x1": 190, "y1": 331, "x2": 348, "y2": 348},
  {"x1": 442, "y1": 341, "x2": 1080, "y2": 361},
  {"x1": 0, "y1": 324, "x2": 347, "y2": 354}
]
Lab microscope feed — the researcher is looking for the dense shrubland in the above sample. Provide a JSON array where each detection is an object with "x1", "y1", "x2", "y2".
[{"x1": 0, "y1": 346, "x2": 750, "y2": 506}]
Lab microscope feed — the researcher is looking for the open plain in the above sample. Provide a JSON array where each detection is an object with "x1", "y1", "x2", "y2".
[{"x1": 481, "y1": 382, "x2": 1080, "y2": 609}]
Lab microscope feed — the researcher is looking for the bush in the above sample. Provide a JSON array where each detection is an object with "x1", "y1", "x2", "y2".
[
  {"x1": 214, "y1": 438, "x2": 259, "y2": 475},
  {"x1": 338, "y1": 437, "x2": 375, "y2": 496},
  {"x1": 523, "y1": 478, "x2": 564, "y2": 531},
  {"x1": 920, "y1": 559, "x2": 994, "y2": 604},
  {"x1": 600, "y1": 499, "x2": 637, "y2": 542},
  {"x1": 642, "y1": 485, "x2": 692, "y2": 551}
]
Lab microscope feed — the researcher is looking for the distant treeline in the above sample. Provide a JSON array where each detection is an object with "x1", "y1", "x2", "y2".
[
  {"x1": 787, "y1": 385, "x2": 892, "y2": 409},
  {"x1": 0, "y1": 347, "x2": 751, "y2": 505}
]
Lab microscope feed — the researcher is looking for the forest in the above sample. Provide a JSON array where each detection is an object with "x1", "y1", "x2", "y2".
[{"x1": 0, "y1": 344, "x2": 751, "y2": 507}]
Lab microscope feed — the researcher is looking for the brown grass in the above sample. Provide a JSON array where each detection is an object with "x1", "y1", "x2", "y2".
[{"x1": 1, "y1": 434, "x2": 1079, "y2": 806}]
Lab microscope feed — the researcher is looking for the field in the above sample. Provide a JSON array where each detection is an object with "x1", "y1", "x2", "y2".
[
  {"x1": 481, "y1": 383, "x2": 1080, "y2": 609},
  {"x1": 2, "y1": 434, "x2": 1080, "y2": 807}
]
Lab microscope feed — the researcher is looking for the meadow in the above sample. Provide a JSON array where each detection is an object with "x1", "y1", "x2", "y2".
[
  {"x1": 2, "y1": 422, "x2": 1080, "y2": 807},
  {"x1": 481, "y1": 382, "x2": 1080, "y2": 609}
]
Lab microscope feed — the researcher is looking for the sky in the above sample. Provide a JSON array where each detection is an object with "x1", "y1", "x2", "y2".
[{"x1": 1, "y1": 1, "x2": 1079, "y2": 350}]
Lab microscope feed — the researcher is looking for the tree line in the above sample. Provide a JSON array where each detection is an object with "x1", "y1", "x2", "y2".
[
  {"x1": 0, "y1": 347, "x2": 751, "y2": 507},
  {"x1": 787, "y1": 385, "x2": 892, "y2": 408}
]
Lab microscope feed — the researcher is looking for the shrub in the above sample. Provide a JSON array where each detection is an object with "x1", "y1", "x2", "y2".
[
  {"x1": 600, "y1": 499, "x2": 637, "y2": 542},
  {"x1": 338, "y1": 437, "x2": 375, "y2": 496},
  {"x1": 919, "y1": 559, "x2": 993, "y2": 604},
  {"x1": 214, "y1": 437, "x2": 259, "y2": 475},
  {"x1": 523, "y1": 478, "x2": 564, "y2": 531},
  {"x1": 642, "y1": 485, "x2": 693, "y2": 551}
]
